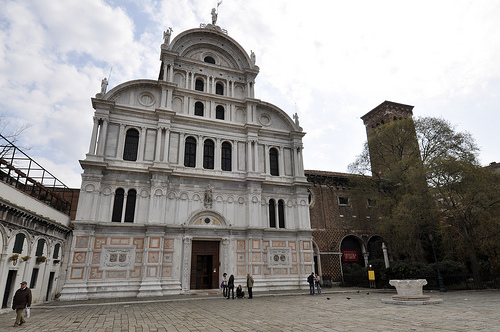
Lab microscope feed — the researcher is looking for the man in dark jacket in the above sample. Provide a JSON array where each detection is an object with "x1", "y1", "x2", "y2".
[
  {"x1": 307, "y1": 272, "x2": 315, "y2": 295},
  {"x1": 12, "y1": 281, "x2": 32, "y2": 327}
]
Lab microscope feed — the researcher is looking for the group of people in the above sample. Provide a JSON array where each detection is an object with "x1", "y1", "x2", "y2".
[
  {"x1": 221, "y1": 273, "x2": 254, "y2": 299},
  {"x1": 307, "y1": 272, "x2": 322, "y2": 295}
]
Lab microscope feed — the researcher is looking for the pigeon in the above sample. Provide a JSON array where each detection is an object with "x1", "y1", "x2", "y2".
[{"x1": 346, "y1": 297, "x2": 351, "y2": 300}]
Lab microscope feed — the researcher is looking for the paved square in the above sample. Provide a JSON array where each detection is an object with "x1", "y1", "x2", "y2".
[{"x1": 1, "y1": 290, "x2": 499, "y2": 331}]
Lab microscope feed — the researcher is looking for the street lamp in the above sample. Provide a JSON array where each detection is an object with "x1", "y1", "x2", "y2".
[{"x1": 428, "y1": 233, "x2": 446, "y2": 292}]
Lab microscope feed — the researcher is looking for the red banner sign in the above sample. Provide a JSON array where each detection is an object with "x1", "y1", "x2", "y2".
[{"x1": 343, "y1": 250, "x2": 358, "y2": 262}]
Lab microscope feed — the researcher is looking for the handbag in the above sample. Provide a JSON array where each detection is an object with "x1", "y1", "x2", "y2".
[{"x1": 23, "y1": 307, "x2": 30, "y2": 318}]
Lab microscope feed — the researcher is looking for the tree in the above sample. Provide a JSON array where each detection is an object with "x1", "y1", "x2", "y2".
[
  {"x1": 348, "y1": 116, "x2": 498, "y2": 275},
  {"x1": 432, "y1": 159, "x2": 500, "y2": 282}
]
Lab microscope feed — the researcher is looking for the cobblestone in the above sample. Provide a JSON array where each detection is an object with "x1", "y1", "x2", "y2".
[{"x1": 1, "y1": 289, "x2": 499, "y2": 331}]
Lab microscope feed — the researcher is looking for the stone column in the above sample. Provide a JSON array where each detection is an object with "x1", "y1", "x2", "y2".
[
  {"x1": 382, "y1": 243, "x2": 390, "y2": 268},
  {"x1": 196, "y1": 135, "x2": 203, "y2": 169},
  {"x1": 264, "y1": 144, "x2": 270, "y2": 175},
  {"x1": 96, "y1": 119, "x2": 108, "y2": 156},
  {"x1": 117, "y1": 124, "x2": 126, "y2": 160},
  {"x1": 155, "y1": 127, "x2": 162, "y2": 162},
  {"x1": 137, "y1": 127, "x2": 147, "y2": 162},
  {"x1": 215, "y1": 137, "x2": 222, "y2": 170},
  {"x1": 88, "y1": 117, "x2": 99, "y2": 154},
  {"x1": 163, "y1": 128, "x2": 170, "y2": 163},
  {"x1": 278, "y1": 146, "x2": 284, "y2": 177},
  {"x1": 179, "y1": 132, "x2": 186, "y2": 166},
  {"x1": 181, "y1": 236, "x2": 193, "y2": 291}
]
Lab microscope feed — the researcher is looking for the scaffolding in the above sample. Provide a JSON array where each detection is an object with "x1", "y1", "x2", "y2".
[{"x1": 0, "y1": 134, "x2": 73, "y2": 216}]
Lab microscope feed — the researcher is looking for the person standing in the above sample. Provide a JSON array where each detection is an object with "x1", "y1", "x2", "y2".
[
  {"x1": 307, "y1": 272, "x2": 315, "y2": 295},
  {"x1": 315, "y1": 274, "x2": 322, "y2": 295},
  {"x1": 221, "y1": 273, "x2": 228, "y2": 297},
  {"x1": 247, "y1": 273, "x2": 254, "y2": 299},
  {"x1": 12, "y1": 281, "x2": 32, "y2": 327},
  {"x1": 227, "y1": 274, "x2": 235, "y2": 299}
]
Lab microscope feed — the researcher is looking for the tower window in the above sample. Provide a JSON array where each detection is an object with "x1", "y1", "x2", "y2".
[
  {"x1": 269, "y1": 199, "x2": 276, "y2": 228},
  {"x1": 112, "y1": 188, "x2": 125, "y2": 222},
  {"x1": 216, "y1": 83, "x2": 224, "y2": 95},
  {"x1": 270, "y1": 148, "x2": 279, "y2": 176},
  {"x1": 338, "y1": 197, "x2": 349, "y2": 205},
  {"x1": 124, "y1": 189, "x2": 136, "y2": 222},
  {"x1": 203, "y1": 139, "x2": 215, "y2": 169},
  {"x1": 123, "y1": 128, "x2": 139, "y2": 161},
  {"x1": 195, "y1": 79, "x2": 204, "y2": 91},
  {"x1": 221, "y1": 142, "x2": 232, "y2": 171},
  {"x1": 216, "y1": 105, "x2": 225, "y2": 120},
  {"x1": 278, "y1": 199, "x2": 285, "y2": 228},
  {"x1": 195, "y1": 102, "x2": 204, "y2": 116},
  {"x1": 204, "y1": 56, "x2": 216, "y2": 64},
  {"x1": 184, "y1": 136, "x2": 197, "y2": 167}
]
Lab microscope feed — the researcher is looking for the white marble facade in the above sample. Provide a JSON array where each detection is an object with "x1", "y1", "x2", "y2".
[{"x1": 60, "y1": 23, "x2": 313, "y2": 300}]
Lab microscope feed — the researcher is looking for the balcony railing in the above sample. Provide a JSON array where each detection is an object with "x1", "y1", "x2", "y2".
[{"x1": 0, "y1": 134, "x2": 73, "y2": 216}]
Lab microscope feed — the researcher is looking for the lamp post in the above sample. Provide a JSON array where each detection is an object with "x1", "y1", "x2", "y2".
[{"x1": 428, "y1": 233, "x2": 446, "y2": 292}]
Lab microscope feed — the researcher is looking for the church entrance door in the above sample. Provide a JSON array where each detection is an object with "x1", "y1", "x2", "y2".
[{"x1": 190, "y1": 241, "x2": 219, "y2": 289}]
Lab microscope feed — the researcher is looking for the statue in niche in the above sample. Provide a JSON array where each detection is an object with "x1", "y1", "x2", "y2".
[
  {"x1": 211, "y1": 8, "x2": 218, "y2": 25},
  {"x1": 100, "y1": 77, "x2": 108, "y2": 95},
  {"x1": 204, "y1": 184, "x2": 213, "y2": 209},
  {"x1": 250, "y1": 50, "x2": 256, "y2": 65},
  {"x1": 293, "y1": 112, "x2": 300, "y2": 126},
  {"x1": 163, "y1": 27, "x2": 173, "y2": 45}
]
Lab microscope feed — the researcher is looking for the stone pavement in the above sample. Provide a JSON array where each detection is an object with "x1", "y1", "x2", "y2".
[{"x1": 1, "y1": 288, "x2": 499, "y2": 331}]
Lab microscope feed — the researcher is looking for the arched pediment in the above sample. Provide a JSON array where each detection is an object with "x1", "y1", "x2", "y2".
[
  {"x1": 169, "y1": 29, "x2": 254, "y2": 71},
  {"x1": 105, "y1": 79, "x2": 161, "y2": 109},
  {"x1": 256, "y1": 102, "x2": 299, "y2": 132},
  {"x1": 187, "y1": 210, "x2": 228, "y2": 228}
]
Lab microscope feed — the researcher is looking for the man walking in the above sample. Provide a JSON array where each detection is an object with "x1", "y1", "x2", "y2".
[
  {"x1": 307, "y1": 272, "x2": 315, "y2": 295},
  {"x1": 12, "y1": 281, "x2": 31, "y2": 327},
  {"x1": 247, "y1": 273, "x2": 254, "y2": 299}
]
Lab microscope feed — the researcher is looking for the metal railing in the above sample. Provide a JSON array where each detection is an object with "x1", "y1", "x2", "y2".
[{"x1": 0, "y1": 134, "x2": 73, "y2": 216}]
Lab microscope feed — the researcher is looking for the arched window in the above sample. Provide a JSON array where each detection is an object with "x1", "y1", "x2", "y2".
[
  {"x1": 269, "y1": 199, "x2": 276, "y2": 228},
  {"x1": 216, "y1": 105, "x2": 225, "y2": 120},
  {"x1": 221, "y1": 142, "x2": 232, "y2": 171},
  {"x1": 124, "y1": 189, "x2": 136, "y2": 223},
  {"x1": 204, "y1": 56, "x2": 216, "y2": 64},
  {"x1": 203, "y1": 139, "x2": 215, "y2": 169},
  {"x1": 111, "y1": 188, "x2": 125, "y2": 222},
  {"x1": 13, "y1": 233, "x2": 25, "y2": 254},
  {"x1": 111, "y1": 188, "x2": 137, "y2": 223},
  {"x1": 53, "y1": 244, "x2": 61, "y2": 259},
  {"x1": 269, "y1": 148, "x2": 279, "y2": 176},
  {"x1": 123, "y1": 128, "x2": 139, "y2": 161},
  {"x1": 195, "y1": 102, "x2": 204, "y2": 116},
  {"x1": 195, "y1": 79, "x2": 204, "y2": 91},
  {"x1": 35, "y1": 239, "x2": 46, "y2": 257},
  {"x1": 184, "y1": 136, "x2": 197, "y2": 167},
  {"x1": 216, "y1": 83, "x2": 224, "y2": 95},
  {"x1": 278, "y1": 199, "x2": 285, "y2": 228}
]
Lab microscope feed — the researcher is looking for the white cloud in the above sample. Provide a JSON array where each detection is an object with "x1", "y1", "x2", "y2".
[{"x1": 1, "y1": 0, "x2": 499, "y2": 188}]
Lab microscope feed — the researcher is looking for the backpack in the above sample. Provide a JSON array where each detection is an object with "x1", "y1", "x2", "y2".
[{"x1": 307, "y1": 274, "x2": 314, "y2": 283}]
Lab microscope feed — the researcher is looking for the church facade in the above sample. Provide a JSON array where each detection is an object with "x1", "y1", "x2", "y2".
[{"x1": 60, "y1": 22, "x2": 312, "y2": 300}]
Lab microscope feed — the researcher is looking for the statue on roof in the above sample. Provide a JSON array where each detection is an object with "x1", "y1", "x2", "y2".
[
  {"x1": 211, "y1": 1, "x2": 223, "y2": 25},
  {"x1": 163, "y1": 27, "x2": 173, "y2": 46},
  {"x1": 293, "y1": 112, "x2": 300, "y2": 127},
  {"x1": 100, "y1": 77, "x2": 108, "y2": 95},
  {"x1": 250, "y1": 50, "x2": 256, "y2": 65},
  {"x1": 211, "y1": 8, "x2": 218, "y2": 25}
]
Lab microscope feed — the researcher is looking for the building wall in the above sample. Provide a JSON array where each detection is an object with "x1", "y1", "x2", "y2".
[
  {"x1": 0, "y1": 182, "x2": 72, "y2": 312},
  {"x1": 306, "y1": 171, "x2": 383, "y2": 283},
  {"x1": 60, "y1": 25, "x2": 313, "y2": 300}
]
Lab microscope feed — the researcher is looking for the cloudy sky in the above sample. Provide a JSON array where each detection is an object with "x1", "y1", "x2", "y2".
[{"x1": 1, "y1": 0, "x2": 499, "y2": 188}]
